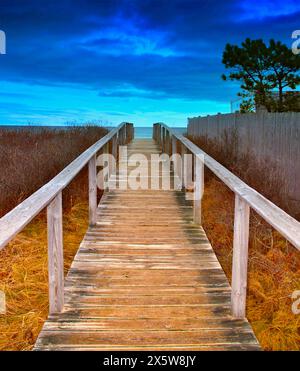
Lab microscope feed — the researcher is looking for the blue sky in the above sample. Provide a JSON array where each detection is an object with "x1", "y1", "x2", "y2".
[{"x1": 0, "y1": 0, "x2": 299, "y2": 127}]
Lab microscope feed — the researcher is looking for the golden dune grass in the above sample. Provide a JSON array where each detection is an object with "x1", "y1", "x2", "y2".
[
  {"x1": 0, "y1": 125, "x2": 107, "y2": 217},
  {"x1": 0, "y1": 202, "x2": 88, "y2": 350},
  {"x1": 202, "y1": 178, "x2": 300, "y2": 350},
  {"x1": 190, "y1": 131, "x2": 300, "y2": 351},
  {"x1": 0, "y1": 125, "x2": 107, "y2": 350},
  {"x1": 0, "y1": 126, "x2": 299, "y2": 350}
]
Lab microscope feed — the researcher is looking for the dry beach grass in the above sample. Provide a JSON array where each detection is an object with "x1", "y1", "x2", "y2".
[
  {"x1": 0, "y1": 202, "x2": 89, "y2": 350},
  {"x1": 0, "y1": 125, "x2": 107, "y2": 217},
  {"x1": 0, "y1": 125, "x2": 299, "y2": 350},
  {"x1": 190, "y1": 132, "x2": 300, "y2": 350},
  {"x1": 0, "y1": 125, "x2": 107, "y2": 350}
]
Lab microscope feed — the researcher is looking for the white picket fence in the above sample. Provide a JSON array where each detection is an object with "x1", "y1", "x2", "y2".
[{"x1": 188, "y1": 112, "x2": 300, "y2": 204}]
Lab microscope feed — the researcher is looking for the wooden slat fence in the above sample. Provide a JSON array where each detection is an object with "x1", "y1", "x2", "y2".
[{"x1": 188, "y1": 112, "x2": 300, "y2": 204}]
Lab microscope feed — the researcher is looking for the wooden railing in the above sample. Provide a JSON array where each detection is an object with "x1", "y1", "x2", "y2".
[
  {"x1": 153, "y1": 123, "x2": 300, "y2": 319},
  {"x1": 0, "y1": 122, "x2": 134, "y2": 314}
]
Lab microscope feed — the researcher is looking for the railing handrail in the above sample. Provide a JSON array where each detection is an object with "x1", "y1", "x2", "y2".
[
  {"x1": 0, "y1": 122, "x2": 128, "y2": 250},
  {"x1": 157, "y1": 123, "x2": 300, "y2": 251}
]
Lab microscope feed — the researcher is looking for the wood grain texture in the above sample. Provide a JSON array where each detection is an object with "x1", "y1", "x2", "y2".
[
  {"x1": 88, "y1": 155, "x2": 97, "y2": 226},
  {"x1": 47, "y1": 192, "x2": 64, "y2": 314},
  {"x1": 231, "y1": 195, "x2": 250, "y2": 319},
  {"x1": 193, "y1": 155, "x2": 204, "y2": 225},
  {"x1": 35, "y1": 139, "x2": 260, "y2": 351}
]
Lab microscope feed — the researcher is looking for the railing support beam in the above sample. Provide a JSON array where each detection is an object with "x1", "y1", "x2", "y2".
[
  {"x1": 88, "y1": 154, "x2": 97, "y2": 226},
  {"x1": 194, "y1": 155, "x2": 204, "y2": 224},
  {"x1": 112, "y1": 135, "x2": 118, "y2": 174},
  {"x1": 172, "y1": 136, "x2": 181, "y2": 190},
  {"x1": 162, "y1": 127, "x2": 165, "y2": 153},
  {"x1": 181, "y1": 145, "x2": 187, "y2": 190},
  {"x1": 231, "y1": 195, "x2": 250, "y2": 319},
  {"x1": 47, "y1": 192, "x2": 64, "y2": 314},
  {"x1": 158, "y1": 124, "x2": 162, "y2": 147},
  {"x1": 166, "y1": 130, "x2": 170, "y2": 155}
]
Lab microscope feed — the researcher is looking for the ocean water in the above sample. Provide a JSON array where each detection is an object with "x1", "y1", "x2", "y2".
[{"x1": 134, "y1": 127, "x2": 187, "y2": 138}]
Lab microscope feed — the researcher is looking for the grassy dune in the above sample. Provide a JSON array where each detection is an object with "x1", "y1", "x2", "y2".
[
  {"x1": 0, "y1": 203, "x2": 88, "y2": 350},
  {"x1": 0, "y1": 125, "x2": 299, "y2": 350},
  {"x1": 190, "y1": 132, "x2": 300, "y2": 350},
  {"x1": 0, "y1": 126, "x2": 107, "y2": 350},
  {"x1": 0, "y1": 126, "x2": 107, "y2": 217}
]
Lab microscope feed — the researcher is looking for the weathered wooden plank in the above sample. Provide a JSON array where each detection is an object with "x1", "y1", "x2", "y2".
[
  {"x1": 41, "y1": 317, "x2": 252, "y2": 331},
  {"x1": 47, "y1": 192, "x2": 64, "y2": 314},
  {"x1": 35, "y1": 329, "x2": 258, "y2": 347},
  {"x1": 88, "y1": 155, "x2": 97, "y2": 226},
  {"x1": 34, "y1": 344, "x2": 260, "y2": 351},
  {"x1": 194, "y1": 154, "x2": 204, "y2": 224},
  {"x1": 231, "y1": 195, "x2": 250, "y2": 319},
  {"x1": 63, "y1": 293, "x2": 231, "y2": 305}
]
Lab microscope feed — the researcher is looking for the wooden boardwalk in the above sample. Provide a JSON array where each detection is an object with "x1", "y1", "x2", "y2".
[
  {"x1": 1, "y1": 123, "x2": 298, "y2": 351},
  {"x1": 35, "y1": 139, "x2": 260, "y2": 351}
]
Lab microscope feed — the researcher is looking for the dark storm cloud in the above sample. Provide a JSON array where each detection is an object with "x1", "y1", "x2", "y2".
[{"x1": 0, "y1": 0, "x2": 299, "y2": 103}]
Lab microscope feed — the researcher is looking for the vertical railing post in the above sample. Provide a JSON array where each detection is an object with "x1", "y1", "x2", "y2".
[
  {"x1": 158, "y1": 124, "x2": 161, "y2": 147},
  {"x1": 47, "y1": 192, "x2": 64, "y2": 314},
  {"x1": 89, "y1": 154, "x2": 97, "y2": 226},
  {"x1": 231, "y1": 195, "x2": 250, "y2": 319},
  {"x1": 181, "y1": 144, "x2": 187, "y2": 189},
  {"x1": 153, "y1": 124, "x2": 158, "y2": 141},
  {"x1": 127, "y1": 123, "x2": 134, "y2": 142},
  {"x1": 165, "y1": 128, "x2": 168, "y2": 154},
  {"x1": 166, "y1": 130, "x2": 170, "y2": 155},
  {"x1": 185, "y1": 150, "x2": 193, "y2": 191},
  {"x1": 112, "y1": 134, "x2": 118, "y2": 158},
  {"x1": 172, "y1": 135, "x2": 177, "y2": 172},
  {"x1": 125, "y1": 123, "x2": 129, "y2": 143},
  {"x1": 120, "y1": 125, "x2": 125, "y2": 145},
  {"x1": 104, "y1": 142, "x2": 110, "y2": 189},
  {"x1": 118, "y1": 128, "x2": 122, "y2": 146},
  {"x1": 112, "y1": 134, "x2": 118, "y2": 174},
  {"x1": 122, "y1": 125, "x2": 126, "y2": 145},
  {"x1": 172, "y1": 136, "x2": 181, "y2": 190},
  {"x1": 123, "y1": 123, "x2": 134, "y2": 144},
  {"x1": 108, "y1": 141, "x2": 114, "y2": 184},
  {"x1": 193, "y1": 154, "x2": 204, "y2": 224}
]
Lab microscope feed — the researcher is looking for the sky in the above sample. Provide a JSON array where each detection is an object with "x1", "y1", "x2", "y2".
[{"x1": 0, "y1": 0, "x2": 299, "y2": 127}]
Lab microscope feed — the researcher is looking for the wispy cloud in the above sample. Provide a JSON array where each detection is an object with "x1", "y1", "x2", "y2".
[{"x1": 237, "y1": 0, "x2": 300, "y2": 20}]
